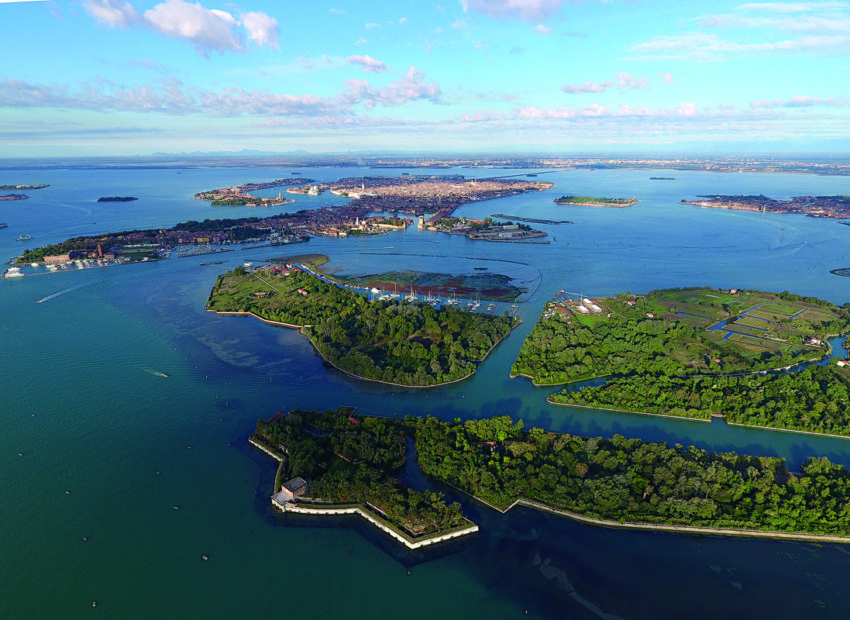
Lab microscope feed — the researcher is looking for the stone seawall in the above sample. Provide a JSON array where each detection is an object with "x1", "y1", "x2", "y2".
[
  {"x1": 248, "y1": 436, "x2": 284, "y2": 461},
  {"x1": 272, "y1": 495, "x2": 478, "y2": 550}
]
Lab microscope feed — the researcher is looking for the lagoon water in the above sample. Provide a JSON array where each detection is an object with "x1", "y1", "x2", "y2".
[{"x1": 4, "y1": 164, "x2": 850, "y2": 618}]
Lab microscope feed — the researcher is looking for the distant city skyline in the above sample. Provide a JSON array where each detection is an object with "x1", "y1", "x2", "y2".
[{"x1": 2, "y1": 0, "x2": 850, "y2": 157}]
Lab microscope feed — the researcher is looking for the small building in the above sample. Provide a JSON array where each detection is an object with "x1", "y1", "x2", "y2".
[{"x1": 279, "y1": 477, "x2": 309, "y2": 501}]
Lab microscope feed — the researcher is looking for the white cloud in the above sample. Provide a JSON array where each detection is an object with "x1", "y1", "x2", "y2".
[
  {"x1": 0, "y1": 67, "x2": 445, "y2": 116},
  {"x1": 631, "y1": 31, "x2": 850, "y2": 60},
  {"x1": 365, "y1": 22, "x2": 381, "y2": 29},
  {"x1": 532, "y1": 24, "x2": 552, "y2": 35},
  {"x1": 615, "y1": 72, "x2": 651, "y2": 90},
  {"x1": 347, "y1": 55, "x2": 389, "y2": 73},
  {"x1": 84, "y1": 0, "x2": 280, "y2": 52},
  {"x1": 460, "y1": 0, "x2": 571, "y2": 22},
  {"x1": 750, "y1": 95, "x2": 850, "y2": 109},
  {"x1": 561, "y1": 81, "x2": 608, "y2": 94},
  {"x1": 633, "y1": 3, "x2": 850, "y2": 61},
  {"x1": 243, "y1": 11, "x2": 280, "y2": 49},
  {"x1": 398, "y1": 17, "x2": 408, "y2": 24},
  {"x1": 342, "y1": 67, "x2": 443, "y2": 108},
  {"x1": 143, "y1": 0, "x2": 242, "y2": 52},
  {"x1": 561, "y1": 72, "x2": 651, "y2": 94},
  {"x1": 451, "y1": 19, "x2": 468, "y2": 28},
  {"x1": 83, "y1": 0, "x2": 139, "y2": 28}
]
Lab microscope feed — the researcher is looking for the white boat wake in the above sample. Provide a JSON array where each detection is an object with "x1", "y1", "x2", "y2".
[{"x1": 35, "y1": 283, "x2": 88, "y2": 304}]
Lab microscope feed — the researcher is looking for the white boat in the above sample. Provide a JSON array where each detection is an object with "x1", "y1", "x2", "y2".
[{"x1": 4, "y1": 266, "x2": 24, "y2": 278}]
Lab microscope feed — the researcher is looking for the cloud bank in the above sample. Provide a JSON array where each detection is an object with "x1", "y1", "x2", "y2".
[{"x1": 83, "y1": 0, "x2": 280, "y2": 52}]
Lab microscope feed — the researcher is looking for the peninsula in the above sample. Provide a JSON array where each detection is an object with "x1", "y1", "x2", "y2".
[
  {"x1": 512, "y1": 287, "x2": 850, "y2": 435},
  {"x1": 251, "y1": 408, "x2": 477, "y2": 549},
  {"x1": 682, "y1": 194, "x2": 850, "y2": 219},
  {"x1": 207, "y1": 265, "x2": 518, "y2": 387},
  {"x1": 554, "y1": 195, "x2": 638, "y2": 207}
]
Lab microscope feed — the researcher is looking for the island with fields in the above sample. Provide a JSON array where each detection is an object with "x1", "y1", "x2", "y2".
[
  {"x1": 554, "y1": 195, "x2": 638, "y2": 207},
  {"x1": 97, "y1": 196, "x2": 137, "y2": 202},
  {"x1": 250, "y1": 408, "x2": 476, "y2": 549},
  {"x1": 682, "y1": 194, "x2": 850, "y2": 219},
  {"x1": 512, "y1": 287, "x2": 850, "y2": 435},
  {"x1": 207, "y1": 265, "x2": 519, "y2": 387}
]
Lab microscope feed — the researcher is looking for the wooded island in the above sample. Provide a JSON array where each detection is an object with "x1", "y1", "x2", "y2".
[
  {"x1": 256, "y1": 409, "x2": 850, "y2": 542},
  {"x1": 554, "y1": 195, "x2": 638, "y2": 207},
  {"x1": 252, "y1": 408, "x2": 469, "y2": 539},
  {"x1": 208, "y1": 265, "x2": 518, "y2": 387}
]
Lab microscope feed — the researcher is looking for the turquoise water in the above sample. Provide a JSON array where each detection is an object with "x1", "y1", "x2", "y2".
[{"x1": 4, "y1": 165, "x2": 850, "y2": 618}]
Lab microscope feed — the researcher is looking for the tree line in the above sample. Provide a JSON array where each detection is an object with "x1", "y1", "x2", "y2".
[
  {"x1": 253, "y1": 409, "x2": 466, "y2": 535},
  {"x1": 411, "y1": 415, "x2": 850, "y2": 536},
  {"x1": 209, "y1": 268, "x2": 517, "y2": 387},
  {"x1": 554, "y1": 365, "x2": 850, "y2": 435}
]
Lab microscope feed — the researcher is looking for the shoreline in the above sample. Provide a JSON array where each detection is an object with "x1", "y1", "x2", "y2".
[
  {"x1": 439, "y1": 477, "x2": 850, "y2": 545},
  {"x1": 546, "y1": 399, "x2": 712, "y2": 423},
  {"x1": 249, "y1": 435, "x2": 479, "y2": 550},
  {"x1": 208, "y1": 307, "x2": 520, "y2": 389}
]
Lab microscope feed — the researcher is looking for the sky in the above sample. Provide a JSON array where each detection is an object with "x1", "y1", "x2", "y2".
[{"x1": 2, "y1": 0, "x2": 850, "y2": 157}]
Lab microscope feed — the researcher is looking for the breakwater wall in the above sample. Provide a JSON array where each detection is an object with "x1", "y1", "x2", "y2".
[
  {"x1": 494, "y1": 497, "x2": 850, "y2": 545},
  {"x1": 247, "y1": 436, "x2": 284, "y2": 461},
  {"x1": 272, "y1": 496, "x2": 478, "y2": 550}
]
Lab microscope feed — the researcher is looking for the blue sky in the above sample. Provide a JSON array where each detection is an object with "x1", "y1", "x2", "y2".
[{"x1": 2, "y1": 0, "x2": 850, "y2": 157}]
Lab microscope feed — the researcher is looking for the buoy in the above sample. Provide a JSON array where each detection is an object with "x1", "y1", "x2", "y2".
[
  {"x1": 65, "y1": 490, "x2": 70, "y2": 495},
  {"x1": 93, "y1": 601, "x2": 97, "y2": 607},
  {"x1": 83, "y1": 537, "x2": 88, "y2": 542},
  {"x1": 202, "y1": 554, "x2": 209, "y2": 561}
]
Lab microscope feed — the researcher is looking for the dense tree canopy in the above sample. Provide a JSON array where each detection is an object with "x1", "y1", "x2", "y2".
[
  {"x1": 253, "y1": 409, "x2": 466, "y2": 535},
  {"x1": 412, "y1": 415, "x2": 850, "y2": 536},
  {"x1": 209, "y1": 268, "x2": 518, "y2": 386}
]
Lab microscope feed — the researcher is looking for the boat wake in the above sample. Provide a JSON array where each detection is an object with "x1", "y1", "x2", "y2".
[
  {"x1": 143, "y1": 369, "x2": 169, "y2": 378},
  {"x1": 35, "y1": 283, "x2": 88, "y2": 304}
]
